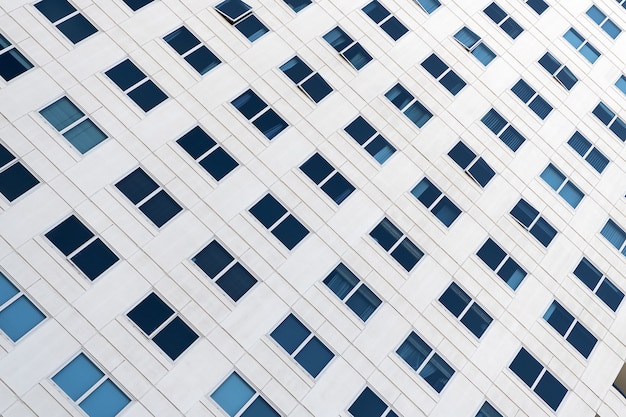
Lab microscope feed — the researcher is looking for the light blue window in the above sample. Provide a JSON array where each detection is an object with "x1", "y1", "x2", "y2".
[
  {"x1": 544, "y1": 300, "x2": 597, "y2": 358},
  {"x1": 211, "y1": 372, "x2": 280, "y2": 417},
  {"x1": 476, "y1": 402, "x2": 503, "y2": 417},
  {"x1": 52, "y1": 353, "x2": 130, "y2": 417},
  {"x1": 385, "y1": 83, "x2": 432, "y2": 128},
  {"x1": 481, "y1": 108, "x2": 526, "y2": 151},
  {"x1": 616, "y1": 75, "x2": 626, "y2": 95},
  {"x1": 344, "y1": 116, "x2": 396, "y2": 164},
  {"x1": 476, "y1": 238, "x2": 527, "y2": 290},
  {"x1": 397, "y1": 331, "x2": 454, "y2": 392},
  {"x1": 540, "y1": 163, "x2": 584, "y2": 208},
  {"x1": 415, "y1": 0, "x2": 441, "y2": 14},
  {"x1": 323, "y1": 27, "x2": 372, "y2": 70},
  {"x1": 538, "y1": 52, "x2": 577, "y2": 90},
  {"x1": 323, "y1": 263, "x2": 382, "y2": 321},
  {"x1": 573, "y1": 257, "x2": 623, "y2": 311},
  {"x1": 411, "y1": 178, "x2": 461, "y2": 227},
  {"x1": 454, "y1": 27, "x2": 496, "y2": 66},
  {"x1": 40, "y1": 97, "x2": 107, "y2": 154},
  {"x1": 511, "y1": 79, "x2": 552, "y2": 119},
  {"x1": 587, "y1": 5, "x2": 621, "y2": 39},
  {"x1": 601, "y1": 219, "x2": 626, "y2": 254},
  {"x1": 592, "y1": 102, "x2": 626, "y2": 142},
  {"x1": 421, "y1": 54, "x2": 466, "y2": 95},
  {"x1": 567, "y1": 131, "x2": 608, "y2": 173},
  {"x1": 564, "y1": 28, "x2": 600, "y2": 63},
  {"x1": 0, "y1": 272, "x2": 45, "y2": 342}
]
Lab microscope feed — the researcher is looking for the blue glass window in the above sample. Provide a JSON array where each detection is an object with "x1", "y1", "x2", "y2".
[
  {"x1": 616, "y1": 75, "x2": 626, "y2": 95},
  {"x1": 344, "y1": 116, "x2": 396, "y2": 164},
  {"x1": 323, "y1": 263, "x2": 381, "y2": 321},
  {"x1": 397, "y1": 331, "x2": 454, "y2": 392},
  {"x1": 215, "y1": 0, "x2": 269, "y2": 42},
  {"x1": 454, "y1": 27, "x2": 496, "y2": 66},
  {"x1": 232, "y1": 89, "x2": 288, "y2": 140},
  {"x1": 538, "y1": 52, "x2": 577, "y2": 90},
  {"x1": 300, "y1": 153, "x2": 354, "y2": 204},
  {"x1": 363, "y1": 1, "x2": 408, "y2": 41},
  {"x1": 323, "y1": 27, "x2": 372, "y2": 70},
  {"x1": 385, "y1": 83, "x2": 432, "y2": 128},
  {"x1": 476, "y1": 238, "x2": 526, "y2": 290},
  {"x1": 177, "y1": 126, "x2": 238, "y2": 181},
  {"x1": 105, "y1": 59, "x2": 168, "y2": 111},
  {"x1": 475, "y1": 402, "x2": 503, "y2": 417},
  {"x1": 564, "y1": 28, "x2": 600, "y2": 63},
  {"x1": 592, "y1": 102, "x2": 626, "y2": 142},
  {"x1": 484, "y1": 3, "x2": 523, "y2": 39},
  {"x1": 0, "y1": 143, "x2": 39, "y2": 202},
  {"x1": 481, "y1": 109, "x2": 526, "y2": 151},
  {"x1": 544, "y1": 300, "x2": 597, "y2": 358},
  {"x1": 211, "y1": 372, "x2": 280, "y2": 417},
  {"x1": 411, "y1": 178, "x2": 461, "y2": 227},
  {"x1": 601, "y1": 218, "x2": 626, "y2": 256},
  {"x1": 567, "y1": 131, "x2": 608, "y2": 173},
  {"x1": 348, "y1": 387, "x2": 398, "y2": 417},
  {"x1": 34, "y1": 0, "x2": 97, "y2": 44},
  {"x1": 525, "y1": 0, "x2": 548, "y2": 14},
  {"x1": 511, "y1": 79, "x2": 552, "y2": 119},
  {"x1": 280, "y1": 56, "x2": 333, "y2": 103},
  {"x1": 122, "y1": 0, "x2": 153, "y2": 10},
  {"x1": 540, "y1": 163, "x2": 584, "y2": 208},
  {"x1": 0, "y1": 272, "x2": 45, "y2": 342},
  {"x1": 283, "y1": 0, "x2": 310, "y2": 12},
  {"x1": 370, "y1": 218, "x2": 424, "y2": 272},
  {"x1": 510, "y1": 199, "x2": 557, "y2": 246},
  {"x1": 448, "y1": 141, "x2": 495, "y2": 187},
  {"x1": 587, "y1": 5, "x2": 621, "y2": 39},
  {"x1": 164, "y1": 26, "x2": 221, "y2": 75},
  {"x1": 439, "y1": 282, "x2": 492, "y2": 338},
  {"x1": 414, "y1": 0, "x2": 441, "y2": 14},
  {"x1": 0, "y1": 33, "x2": 34, "y2": 81},
  {"x1": 249, "y1": 193, "x2": 309, "y2": 249},
  {"x1": 421, "y1": 54, "x2": 466, "y2": 95},
  {"x1": 573, "y1": 257, "x2": 623, "y2": 311}
]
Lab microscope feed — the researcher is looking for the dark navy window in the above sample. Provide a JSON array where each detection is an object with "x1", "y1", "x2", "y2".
[
  {"x1": 164, "y1": 26, "x2": 221, "y2": 75},
  {"x1": 439, "y1": 282, "x2": 492, "y2": 338},
  {"x1": 362, "y1": 1, "x2": 408, "y2": 41},
  {"x1": 127, "y1": 292, "x2": 198, "y2": 360},
  {"x1": 0, "y1": 271, "x2": 45, "y2": 342},
  {"x1": 411, "y1": 178, "x2": 461, "y2": 227},
  {"x1": 270, "y1": 313, "x2": 334, "y2": 377},
  {"x1": 122, "y1": 0, "x2": 153, "y2": 10},
  {"x1": 476, "y1": 238, "x2": 526, "y2": 290},
  {"x1": 348, "y1": 387, "x2": 398, "y2": 417},
  {"x1": 415, "y1": 0, "x2": 441, "y2": 14},
  {"x1": 232, "y1": 89, "x2": 288, "y2": 140},
  {"x1": 540, "y1": 163, "x2": 584, "y2": 208},
  {"x1": 421, "y1": 54, "x2": 466, "y2": 95},
  {"x1": 484, "y1": 3, "x2": 523, "y2": 39},
  {"x1": 397, "y1": 331, "x2": 454, "y2": 392},
  {"x1": 280, "y1": 56, "x2": 333, "y2": 103},
  {"x1": 564, "y1": 28, "x2": 600, "y2": 63},
  {"x1": 35, "y1": 0, "x2": 97, "y2": 44},
  {"x1": 481, "y1": 109, "x2": 526, "y2": 151},
  {"x1": 370, "y1": 218, "x2": 424, "y2": 272},
  {"x1": 249, "y1": 193, "x2": 309, "y2": 249},
  {"x1": 544, "y1": 300, "x2": 597, "y2": 358},
  {"x1": 475, "y1": 402, "x2": 503, "y2": 417},
  {"x1": 323, "y1": 263, "x2": 381, "y2": 321},
  {"x1": 323, "y1": 27, "x2": 372, "y2": 70},
  {"x1": 300, "y1": 153, "x2": 354, "y2": 204},
  {"x1": 211, "y1": 372, "x2": 280, "y2": 417},
  {"x1": 0, "y1": 33, "x2": 34, "y2": 81},
  {"x1": 511, "y1": 79, "x2": 552, "y2": 119},
  {"x1": 45, "y1": 215, "x2": 119, "y2": 280},
  {"x1": 385, "y1": 83, "x2": 432, "y2": 128},
  {"x1": 587, "y1": 5, "x2": 621, "y2": 39},
  {"x1": 0, "y1": 143, "x2": 39, "y2": 201},
  {"x1": 453, "y1": 27, "x2": 496, "y2": 66},
  {"x1": 567, "y1": 131, "x2": 608, "y2": 173},
  {"x1": 573, "y1": 257, "x2": 623, "y2": 311},
  {"x1": 214, "y1": 0, "x2": 269, "y2": 42},
  {"x1": 538, "y1": 52, "x2": 577, "y2": 90},
  {"x1": 525, "y1": 0, "x2": 548, "y2": 14},
  {"x1": 510, "y1": 199, "x2": 557, "y2": 246},
  {"x1": 177, "y1": 126, "x2": 238, "y2": 180},
  {"x1": 344, "y1": 116, "x2": 395, "y2": 164},
  {"x1": 593, "y1": 102, "x2": 626, "y2": 142},
  {"x1": 283, "y1": 0, "x2": 311, "y2": 12},
  {"x1": 105, "y1": 59, "x2": 168, "y2": 112},
  {"x1": 448, "y1": 141, "x2": 495, "y2": 187}
]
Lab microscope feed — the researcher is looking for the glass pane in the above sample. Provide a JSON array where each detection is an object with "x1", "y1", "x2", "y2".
[
  {"x1": 411, "y1": 178, "x2": 441, "y2": 208},
  {"x1": 251, "y1": 109, "x2": 288, "y2": 139},
  {"x1": 240, "y1": 396, "x2": 280, "y2": 417},
  {"x1": 454, "y1": 27, "x2": 480, "y2": 49},
  {"x1": 440, "y1": 71, "x2": 466, "y2": 95},
  {"x1": 126, "y1": 80, "x2": 168, "y2": 112},
  {"x1": 271, "y1": 214, "x2": 309, "y2": 249},
  {"x1": 538, "y1": 52, "x2": 560, "y2": 74},
  {"x1": 177, "y1": 126, "x2": 217, "y2": 159},
  {"x1": 500, "y1": 17, "x2": 523, "y2": 39},
  {"x1": 211, "y1": 372, "x2": 255, "y2": 417},
  {"x1": 35, "y1": 0, "x2": 75, "y2": 22},
  {"x1": 419, "y1": 353, "x2": 454, "y2": 392},
  {"x1": 185, "y1": 46, "x2": 221, "y2": 75},
  {"x1": 568, "y1": 131, "x2": 591, "y2": 156},
  {"x1": 63, "y1": 119, "x2": 107, "y2": 154},
  {"x1": 52, "y1": 353, "x2": 104, "y2": 401},
  {"x1": 431, "y1": 197, "x2": 461, "y2": 227},
  {"x1": 616, "y1": 75, "x2": 626, "y2": 95},
  {"x1": 79, "y1": 378, "x2": 131, "y2": 417},
  {"x1": 476, "y1": 238, "x2": 506, "y2": 270},
  {"x1": 391, "y1": 237, "x2": 423, "y2": 271},
  {"x1": 284, "y1": 0, "x2": 311, "y2": 12},
  {"x1": 0, "y1": 295, "x2": 45, "y2": 341},
  {"x1": 468, "y1": 158, "x2": 495, "y2": 187},
  {"x1": 348, "y1": 387, "x2": 388, "y2": 417},
  {"x1": 249, "y1": 194, "x2": 287, "y2": 228},
  {"x1": 370, "y1": 218, "x2": 402, "y2": 251},
  {"x1": 509, "y1": 348, "x2": 542, "y2": 387},
  {"x1": 215, "y1": 0, "x2": 252, "y2": 22},
  {"x1": 475, "y1": 401, "x2": 503, "y2": 417},
  {"x1": 138, "y1": 190, "x2": 183, "y2": 227},
  {"x1": 45, "y1": 215, "x2": 94, "y2": 256},
  {"x1": 497, "y1": 258, "x2": 526, "y2": 290},
  {"x1": 586, "y1": 6, "x2": 605, "y2": 24},
  {"x1": 40, "y1": 97, "x2": 84, "y2": 132},
  {"x1": 363, "y1": 0, "x2": 388, "y2": 23},
  {"x1": 271, "y1": 314, "x2": 310, "y2": 354},
  {"x1": 280, "y1": 56, "x2": 311, "y2": 84},
  {"x1": 105, "y1": 59, "x2": 145, "y2": 91},
  {"x1": 594, "y1": 102, "x2": 615, "y2": 125},
  {"x1": 342, "y1": 43, "x2": 372, "y2": 70},
  {"x1": 396, "y1": 331, "x2": 431, "y2": 371},
  {"x1": 318, "y1": 170, "x2": 355, "y2": 205},
  {"x1": 0, "y1": 162, "x2": 40, "y2": 202},
  {"x1": 580, "y1": 43, "x2": 600, "y2": 63},
  {"x1": 573, "y1": 258, "x2": 602, "y2": 290},
  {"x1": 0, "y1": 273, "x2": 18, "y2": 306},
  {"x1": 609, "y1": 117, "x2": 626, "y2": 142},
  {"x1": 460, "y1": 303, "x2": 492, "y2": 338},
  {"x1": 602, "y1": 19, "x2": 621, "y2": 39},
  {"x1": 484, "y1": 3, "x2": 506, "y2": 23},
  {"x1": 199, "y1": 146, "x2": 239, "y2": 181},
  {"x1": 540, "y1": 164, "x2": 565, "y2": 190},
  {"x1": 559, "y1": 182, "x2": 584, "y2": 208},
  {"x1": 323, "y1": 263, "x2": 359, "y2": 299},
  {"x1": 365, "y1": 135, "x2": 395, "y2": 164},
  {"x1": 417, "y1": 0, "x2": 441, "y2": 13},
  {"x1": 235, "y1": 15, "x2": 269, "y2": 42},
  {"x1": 564, "y1": 28, "x2": 584, "y2": 48},
  {"x1": 323, "y1": 27, "x2": 352, "y2": 52},
  {"x1": 56, "y1": 14, "x2": 98, "y2": 44},
  {"x1": 164, "y1": 26, "x2": 199, "y2": 55},
  {"x1": 380, "y1": 17, "x2": 408, "y2": 40},
  {"x1": 543, "y1": 301, "x2": 573, "y2": 335},
  {"x1": 215, "y1": 263, "x2": 257, "y2": 302},
  {"x1": 0, "y1": 48, "x2": 33, "y2": 81},
  {"x1": 566, "y1": 322, "x2": 597, "y2": 358},
  {"x1": 471, "y1": 43, "x2": 496, "y2": 65},
  {"x1": 597, "y1": 279, "x2": 624, "y2": 311},
  {"x1": 193, "y1": 241, "x2": 234, "y2": 279},
  {"x1": 421, "y1": 54, "x2": 448, "y2": 78},
  {"x1": 300, "y1": 72, "x2": 333, "y2": 102},
  {"x1": 601, "y1": 219, "x2": 626, "y2": 250},
  {"x1": 300, "y1": 153, "x2": 334, "y2": 184},
  {"x1": 232, "y1": 89, "x2": 266, "y2": 119},
  {"x1": 586, "y1": 148, "x2": 608, "y2": 173},
  {"x1": 403, "y1": 101, "x2": 432, "y2": 128},
  {"x1": 534, "y1": 372, "x2": 567, "y2": 411},
  {"x1": 511, "y1": 79, "x2": 535, "y2": 103},
  {"x1": 70, "y1": 238, "x2": 119, "y2": 280},
  {"x1": 346, "y1": 284, "x2": 381, "y2": 321},
  {"x1": 385, "y1": 83, "x2": 413, "y2": 110},
  {"x1": 556, "y1": 67, "x2": 578, "y2": 90},
  {"x1": 294, "y1": 336, "x2": 334, "y2": 377},
  {"x1": 345, "y1": 116, "x2": 376, "y2": 144},
  {"x1": 528, "y1": 96, "x2": 552, "y2": 119},
  {"x1": 510, "y1": 199, "x2": 538, "y2": 228},
  {"x1": 127, "y1": 293, "x2": 174, "y2": 335},
  {"x1": 152, "y1": 316, "x2": 199, "y2": 360},
  {"x1": 439, "y1": 282, "x2": 471, "y2": 317},
  {"x1": 448, "y1": 141, "x2": 475, "y2": 169},
  {"x1": 481, "y1": 109, "x2": 507, "y2": 135}
]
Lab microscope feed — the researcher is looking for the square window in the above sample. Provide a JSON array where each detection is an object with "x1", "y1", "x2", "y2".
[
  {"x1": 0, "y1": 160, "x2": 39, "y2": 202},
  {"x1": 0, "y1": 272, "x2": 45, "y2": 342}
]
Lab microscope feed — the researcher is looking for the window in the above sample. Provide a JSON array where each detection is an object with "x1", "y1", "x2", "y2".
[
  {"x1": 362, "y1": 1, "x2": 408, "y2": 41},
  {"x1": 192, "y1": 240, "x2": 257, "y2": 302},
  {"x1": 511, "y1": 79, "x2": 552, "y2": 119},
  {"x1": 0, "y1": 143, "x2": 39, "y2": 202},
  {"x1": 45, "y1": 215, "x2": 119, "y2": 280},
  {"x1": 421, "y1": 54, "x2": 466, "y2": 95},
  {"x1": 538, "y1": 52, "x2": 577, "y2": 90},
  {"x1": 105, "y1": 59, "x2": 168, "y2": 112},
  {"x1": 279, "y1": 56, "x2": 333, "y2": 103},
  {"x1": 0, "y1": 271, "x2": 45, "y2": 342},
  {"x1": 163, "y1": 26, "x2": 221, "y2": 75},
  {"x1": 300, "y1": 153, "x2": 354, "y2": 204},
  {"x1": 544, "y1": 300, "x2": 597, "y2": 358},
  {"x1": 484, "y1": 3, "x2": 523, "y2": 39},
  {"x1": 39, "y1": 96, "x2": 108, "y2": 154},
  {"x1": 214, "y1": 0, "x2": 269, "y2": 42},
  {"x1": 587, "y1": 5, "x2": 621, "y2": 39},
  {"x1": 34, "y1": 0, "x2": 98, "y2": 44},
  {"x1": 323, "y1": 263, "x2": 381, "y2": 321},
  {"x1": 370, "y1": 218, "x2": 424, "y2": 272},
  {"x1": 211, "y1": 372, "x2": 280, "y2": 417},
  {"x1": 564, "y1": 28, "x2": 600, "y2": 64},
  {"x1": 121, "y1": 0, "x2": 153, "y2": 11},
  {"x1": 453, "y1": 27, "x2": 496, "y2": 66},
  {"x1": 540, "y1": 164, "x2": 583, "y2": 208},
  {"x1": 525, "y1": 0, "x2": 548, "y2": 14},
  {"x1": 115, "y1": 167, "x2": 183, "y2": 228},
  {"x1": 270, "y1": 313, "x2": 334, "y2": 377},
  {"x1": 52, "y1": 353, "x2": 130, "y2": 417},
  {"x1": 481, "y1": 109, "x2": 526, "y2": 151},
  {"x1": 397, "y1": 331, "x2": 454, "y2": 392},
  {"x1": 475, "y1": 402, "x2": 503, "y2": 417},
  {"x1": 476, "y1": 238, "x2": 527, "y2": 290},
  {"x1": 601, "y1": 218, "x2": 626, "y2": 254},
  {"x1": 414, "y1": 0, "x2": 441, "y2": 14},
  {"x1": 509, "y1": 348, "x2": 568, "y2": 411},
  {"x1": 0, "y1": 33, "x2": 33, "y2": 81},
  {"x1": 348, "y1": 387, "x2": 398, "y2": 417},
  {"x1": 448, "y1": 141, "x2": 495, "y2": 187},
  {"x1": 177, "y1": 126, "x2": 238, "y2": 181},
  {"x1": 567, "y1": 131, "x2": 608, "y2": 173},
  {"x1": 323, "y1": 26, "x2": 372, "y2": 70},
  {"x1": 127, "y1": 292, "x2": 198, "y2": 360},
  {"x1": 592, "y1": 102, "x2": 626, "y2": 142},
  {"x1": 249, "y1": 193, "x2": 309, "y2": 250},
  {"x1": 613, "y1": 364, "x2": 626, "y2": 399},
  {"x1": 439, "y1": 282, "x2": 492, "y2": 338},
  {"x1": 510, "y1": 199, "x2": 557, "y2": 247},
  {"x1": 344, "y1": 116, "x2": 395, "y2": 164},
  {"x1": 283, "y1": 0, "x2": 310, "y2": 12},
  {"x1": 231, "y1": 89, "x2": 288, "y2": 140},
  {"x1": 385, "y1": 83, "x2": 433, "y2": 128},
  {"x1": 617, "y1": 75, "x2": 626, "y2": 95},
  {"x1": 573, "y1": 257, "x2": 623, "y2": 311},
  {"x1": 411, "y1": 178, "x2": 461, "y2": 227},
  {"x1": 618, "y1": 0, "x2": 626, "y2": 8}
]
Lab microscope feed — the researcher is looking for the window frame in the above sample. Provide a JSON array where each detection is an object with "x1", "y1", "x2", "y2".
[
  {"x1": 447, "y1": 141, "x2": 495, "y2": 187},
  {"x1": 539, "y1": 163, "x2": 584, "y2": 208},
  {"x1": 567, "y1": 131, "x2": 608, "y2": 173},
  {"x1": 476, "y1": 237, "x2": 527, "y2": 290},
  {"x1": 586, "y1": 5, "x2": 621, "y2": 39},
  {"x1": 510, "y1": 198, "x2": 557, "y2": 247},
  {"x1": 483, "y1": 2, "x2": 523, "y2": 39},
  {"x1": 421, "y1": 53, "x2": 466, "y2": 95},
  {"x1": 322, "y1": 263, "x2": 382, "y2": 322},
  {"x1": 538, "y1": 52, "x2": 577, "y2": 90},
  {"x1": 210, "y1": 371, "x2": 281, "y2": 417},
  {"x1": 592, "y1": 102, "x2": 626, "y2": 142},
  {"x1": 543, "y1": 300, "x2": 597, "y2": 358},
  {"x1": 34, "y1": 0, "x2": 98, "y2": 44},
  {"x1": 438, "y1": 282, "x2": 493, "y2": 338},
  {"x1": 279, "y1": 55, "x2": 333, "y2": 103},
  {"x1": 344, "y1": 116, "x2": 396, "y2": 164},
  {"x1": 348, "y1": 386, "x2": 398, "y2": 417},
  {"x1": 362, "y1": 1, "x2": 408, "y2": 41},
  {"x1": 231, "y1": 89, "x2": 289, "y2": 140},
  {"x1": 414, "y1": 0, "x2": 441, "y2": 14},
  {"x1": 410, "y1": 177, "x2": 462, "y2": 227},
  {"x1": 573, "y1": 257, "x2": 623, "y2": 311},
  {"x1": 369, "y1": 217, "x2": 424, "y2": 272},
  {"x1": 299, "y1": 152, "x2": 355, "y2": 204},
  {"x1": 163, "y1": 26, "x2": 221, "y2": 75},
  {"x1": 563, "y1": 28, "x2": 600, "y2": 64},
  {"x1": 104, "y1": 58, "x2": 168, "y2": 112},
  {"x1": 248, "y1": 193, "x2": 309, "y2": 250},
  {"x1": 214, "y1": 0, "x2": 269, "y2": 42},
  {"x1": 176, "y1": 126, "x2": 239, "y2": 181},
  {"x1": 525, "y1": 0, "x2": 548, "y2": 15},
  {"x1": 511, "y1": 79, "x2": 553, "y2": 119},
  {"x1": 481, "y1": 108, "x2": 526, "y2": 151},
  {"x1": 385, "y1": 83, "x2": 433, "y2": 128},
  {"x1": 453, "y1": 26, "x2": 496, "y2": 66},
  {"x1": 323, "y1": 26, "x2": 372, "y2": 70}
]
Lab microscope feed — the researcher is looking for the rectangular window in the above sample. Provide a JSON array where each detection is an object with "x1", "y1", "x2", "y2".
[
  {"x1": 323, "y1": 263, "x2": 382, "y2": 321},
  {"x1": 587, "y1": 5, "x2": 621, "y2": 39},
  {"x1": 414, "y1": 0, "x2": 441, "y2": 14},
  {"x1": 122, "y1": 0, "x2": 153, "y2": 11},
  {"x1": 525, "y1": 0, "x2": 548, "y2": 14},
  {"x1": 283, "y1": 0, "x2": 311, "y2": 12},
  {"x1": 163, "y1": 26, "x2": 221, "y2": 75},
  {"x1": 280, "y1": 56, "x2": 333, "y2": 103},
  {"x1": 323, "y1": 27, "x2": 372, "y2": 70},
  {"x1": 362, "y1": 1, "x2": 408, "y2": 41},
  {"x1": 344, "y1": 116, "x2": 396, "y2": 164},
  {"x1": 348, "y1": 387, "x2": 398, "y2": 417},
  {"x1": 385, "y1": 83, "x2": 433, "y2": 128},
  {"x1": 115, "y1": 167, "x2": 182, "y2": 228},
  {"x1": 511, "y1": 79, "x2": 552, "y2": 119},
  {"x1": 538, "y1": 52, "x2": 577, "y2": 90},
  {"x1": 618, "y1": 0, "x2": 626, "y2": 8},
  {"x1": 509, "y1": 348, "x2": 568, "y2": 411},
  {"x1": 39, "y1": 96, "x2": 107, "y2": 154},
  {"x1": 34, "y1": 0, "x2": 98, "y2": 44},
  {"x1": 567, "y1": 131, "x2": 608, "y2": 173},
  {"x1": 510, "y1": 199, "x2": 557, "y2": 247},
  {"x1": 214, "y1": 0, "x2": 269, "y2": 42},
  {"x1": 564, "y1": 28, "x2": 600, "y2": 63},
  {"x1": 439, "y1": 282, "x2": 492, "y2": 338},
  {"x1": 481, "y1": 109, "x2": 526, "y2": 151},
  {"x1": 540, "y1": 163, "x2": 584, "y2": 208},
  {"x1": 0, "y1": 33, "x2": 34, "y2": 81},
  {"x1": 453, "y1": 27, "x2": 496, "y2": 66},
  {"x1": 573, "y1": 257, "x2": 623, "y2": 311},
  {"x1": 105, "y1": 59, "x2": 168, "y2": 112},
  {"x1": 231, "y1": 89, "x2": 288, "y2": 140},
  {"x1": 177, "y1": 126, "x2": 238, "y2": 181},
  {"x1": 421, "y1": 54, "x2": 466, "y2": 95},
  {"x1": 270, "y1": 313, "x2": 334, "y2": 377},
  {"x1": 484, "y1": 3, "x2": 523, "y2": 39},
  {"x1": 45, "y1": 215, "x2": 119, "y2": 281},
  {"x1": 397, "y1": 331, "x2": 454, "y2": 392},
  {"x1": 52, "y1": 353, "x2": 130, "y2": 417},
  {"x1": 192, "y1": 241, "x2": 257, "y2": 302},
  {"x1": 475, "y1": 402, "x2": 503, "y2": 417},
  {"x1": 411, "y1": 178, "x2": 461, "y2": 227},
  {"x1": 544, "y1": 300, "x2": 597, "y2": 358},
  {"x1": 300, "y1": 152, "x2": 355, "y2": 204},
  {"x1": 249, "y1": 193, "x2": 309, "y2": 250},
  {"x1": 448, "y1": 141, "x2": 495, "y2": 187},
  {"x1": 592, "y1": 102, "x2": 626, "y2": 142},
  {"x1": 601, "y1": 218, "x2": 626, "y2": 254},
  {"x1": 476, "y1": 238, "x2": 527, "y2": 290},
  {"x1": 211, "y1": 372, "x2": 280, "y2": 417},
  {"x1": 370, "y1": 218, "x2": 424, "y2": 272},
  {"x1": 616, "y1": 74, "x2": 626, "y2": 95},
  {"x1": 0, "y1": 143, "x2": 39, "y2": 202},
  {"x1": 0, "y1": 271, "x2": 45, "y2": 342},
  {"x1": 127, "y1": 292, "x2": 199, "y2": 360}
]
